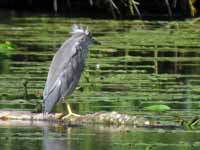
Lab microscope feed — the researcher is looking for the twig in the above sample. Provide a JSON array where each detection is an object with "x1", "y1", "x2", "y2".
[
  {"x1": 165, "y1": 0, "x2": 173, "y2": 17},
  {"x1": 132, "y1": 0, "x2": 142, "y2": 19},
  {"x1": 89, "y1": 0, "x2": 93, "y2": 6},
  {"x1": 66, "y1": 0, "x2": 71, "y2": 8},
  {"x1": 172, "y1": 0, "x2": 177, "y2": 8},
  {"x1": 107, "y1": 0, "x2": 121, "y2": 15},
  {"x1": 53, "y1": 0, "x2": 58, "y2": 13}
]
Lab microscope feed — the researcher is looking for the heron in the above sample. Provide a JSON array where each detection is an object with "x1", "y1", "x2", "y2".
[{"x1": 43, "y1": 24, "x2": 100, "y2": 118}]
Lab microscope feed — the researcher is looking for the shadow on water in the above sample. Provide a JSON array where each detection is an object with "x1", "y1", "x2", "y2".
[{"x1": 43, "y1": 127, "x2": 73, "y2": 150}]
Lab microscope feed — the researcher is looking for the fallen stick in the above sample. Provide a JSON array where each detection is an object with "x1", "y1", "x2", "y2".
[{"x1": 0, "y1": 110, "x2": 151, "y2": 127}]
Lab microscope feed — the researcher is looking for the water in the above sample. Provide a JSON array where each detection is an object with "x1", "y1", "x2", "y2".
[
  {"x1": 0, "y1": 10, "x2": 200, "y2": 150},
  {"x1": 0, "y1": 121, "x2": 200, "y2": 150}
]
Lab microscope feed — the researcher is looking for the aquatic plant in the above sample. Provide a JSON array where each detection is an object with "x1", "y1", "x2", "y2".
[
  {"x1": 0, "y1": 17, "x2": 199, "y2": 125},
  {"x1": 145, "y1": 104, "x2": 171, "y2": 113},
  {"x1": 175, "y1": 115, "x2": 200, "y2": 129},
  {"x1": 7, "y1": 0, "x2": 198, "y2": 18},
  {"x1": 52, "y1": 0, "x2": 199, "y2": 18},
  {"x1": 88, "y1": 0, "x2": 141, "y2": 18},
  {"x1": 0, "y1": 42, "x2": 15, "y2": 55}
]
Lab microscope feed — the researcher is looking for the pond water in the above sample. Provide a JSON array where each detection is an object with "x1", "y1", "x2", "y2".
[
  {"x1": 0, "y1": 121, "x2": 200, "y2": 150},
  {"x1": 0, "y1": 10, "x2": 200, "y2": 150}
]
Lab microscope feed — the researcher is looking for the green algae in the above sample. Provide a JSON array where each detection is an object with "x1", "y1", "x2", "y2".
[
  {"x1": 0, "y1": 16, "x2": 199, "y2": 126},
  {"x1": 0, "y1": 11, "x2": 200, "y2": 150}
]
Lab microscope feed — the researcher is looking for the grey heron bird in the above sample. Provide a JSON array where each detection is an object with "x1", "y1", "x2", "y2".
[{"x1": 43, "y1": 24, "x2": 100, "y2": 118}]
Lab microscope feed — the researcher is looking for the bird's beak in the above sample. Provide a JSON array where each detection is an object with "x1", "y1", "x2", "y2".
[{"x1": 92, "y1": 38, "x2": 101, "y2": 45}]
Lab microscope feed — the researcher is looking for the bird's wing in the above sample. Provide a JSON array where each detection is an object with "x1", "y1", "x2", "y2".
[
  {"x1": 43, "y1": 36, "x2": 78, "y2": 100},
  {"x1": 43, "y1": 57, "x2": 81, "y2": 113},
  {"x1": 43, "y1": 33, "x2": 87, "y2": 112},
  {"x1": 43, "y1": 77, "x2": 62, "y2": 112}
]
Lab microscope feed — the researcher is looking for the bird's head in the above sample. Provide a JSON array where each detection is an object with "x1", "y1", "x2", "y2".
[{"x1": 71, "y1": 24, "x2": 101, "y2": 45}]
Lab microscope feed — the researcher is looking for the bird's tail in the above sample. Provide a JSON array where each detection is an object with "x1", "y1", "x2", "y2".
[{"x1": 43, "y1": 80, "x2": 61, "y2": 113}]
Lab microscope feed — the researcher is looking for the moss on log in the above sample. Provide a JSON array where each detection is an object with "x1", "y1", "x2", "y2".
[{"x1": 0, "y1": 110, "x2": 152, "y2": 127}]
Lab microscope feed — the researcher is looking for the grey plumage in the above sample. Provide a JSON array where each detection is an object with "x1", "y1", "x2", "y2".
[{"x1": 43, "y1": 24, "x2": 99, "y2": 113}]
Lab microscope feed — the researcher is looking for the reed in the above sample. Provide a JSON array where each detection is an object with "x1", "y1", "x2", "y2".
[
  {"x1": 66, "y1": 0, "x2": 198, "y2": 18},
  {"x1": 0, "y1": 0, "x2": 198, "y2": 18}
]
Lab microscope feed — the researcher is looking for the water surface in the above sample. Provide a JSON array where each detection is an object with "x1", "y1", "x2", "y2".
[
  {"x1": 0, "y1": 121, "x2": 200, "y2": 150},
  {"x1": 0, "y1": 10, "x2": 200, "y2": 150}
]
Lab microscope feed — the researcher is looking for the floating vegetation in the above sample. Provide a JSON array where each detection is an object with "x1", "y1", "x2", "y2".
[
  {"x1": 0, "y1": 41, "x2": 15, "y2": 55},
  {"x1": 0, "y1": 15, "x2": 199, "y2": 126},
  {"x1": 144, "y1": 104, "x2": 171, "y2": 113},
  {"x1": 175, "y1": 115, "x2": 200, "y2": 129}
]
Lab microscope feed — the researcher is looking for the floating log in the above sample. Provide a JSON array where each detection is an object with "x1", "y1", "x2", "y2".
[{"x1": 0, "y1": 110, "x2": 152, "y2": 127}]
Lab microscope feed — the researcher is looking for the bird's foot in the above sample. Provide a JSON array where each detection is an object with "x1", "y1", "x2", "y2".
[
  {"x1": 55, "y1": 104, "x2": 81, "y2": 120},
  {"x1": 55, "y1": 113, "x2": 67, "y2": 120},
  {"x1": 62, "y1": 112, "x2": 81, "y2": 120},
  {"x1": 55, "y1": 112, "x2": 81, "y2": 120}
]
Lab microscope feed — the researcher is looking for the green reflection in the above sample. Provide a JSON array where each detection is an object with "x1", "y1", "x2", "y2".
[{"x1": 0, "y1": 123, "x2": 200, "y2": 150}]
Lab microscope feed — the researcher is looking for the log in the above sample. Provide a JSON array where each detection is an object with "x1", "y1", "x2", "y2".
[{"x1": 0, "y1": 110, "x2": 152, "y2": 127}]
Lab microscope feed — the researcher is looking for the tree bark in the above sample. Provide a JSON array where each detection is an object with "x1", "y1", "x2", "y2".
[{"x1": 0, "y1": 110, "x2": 151, "y2": 127}]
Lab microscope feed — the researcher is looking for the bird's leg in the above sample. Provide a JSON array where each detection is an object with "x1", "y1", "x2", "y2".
[
  {"x1": 62, "y1": 101, "x2": 68, "y2": 114},
  {"x1": 67, "y1": 103, "x2": 80, "y2": 117},
  {"x1": 61, "y1": 103, "x2": 81, "y2": 120},
  {"x1": 55, "y1": 99, "x2": 68, "y2": 119},
  {"x1": 56, "y1": 101, "x2": 80, "y2": 120}
]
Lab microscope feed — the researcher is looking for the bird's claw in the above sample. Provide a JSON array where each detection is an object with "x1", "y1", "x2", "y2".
[
  {"x1": 55, "y1": 112, "x2": 81, "y2": 120},
  {"x1": 55, "y1": 113, "x2": 67, "y2": 120},
  {"x1": 62, "y1": 112, "x2": 81, "y2": 120}
]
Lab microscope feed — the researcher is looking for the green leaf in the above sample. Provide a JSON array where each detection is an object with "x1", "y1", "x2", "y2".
[
  {"x1": 0, "y1": 41, "x2": 15, "y2": 55},
  {"x1": 145, "y1": 104, "x2": 171, "y2": 112}
]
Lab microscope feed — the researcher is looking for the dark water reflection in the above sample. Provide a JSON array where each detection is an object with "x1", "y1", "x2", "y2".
[
  {"x1": 0, "y1": 121, "x2": 200, "y2": 150},
  {"x1": 0, "y1": 123, "x2": 111, "y2": 150},
  {"x1": 43, "y1": 127, "x2": 69, "y2": 150}
]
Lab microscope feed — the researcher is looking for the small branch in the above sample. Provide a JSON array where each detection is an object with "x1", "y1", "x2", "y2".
[
  {"x1": 89, "y1": 0, "x2": 93, "y2": 6},
  {"x1": 165, "y1": 0, "x2": 173, "y2": 17},
  {"x1": 53, "y1": 0, "x2": 58, "y2": 13},
  {"x1": 129, "y1": 0, "x2": 142, "y2": 19},
  {"x1": 172, "y1": 0, "x2": 177, "y2": 8},
  {"x1": 132, "y1": 1, "x2": 142, "y2": 19},
  {"x1": 66, "y1": 0, "x2": 71, "y2": 8}
]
